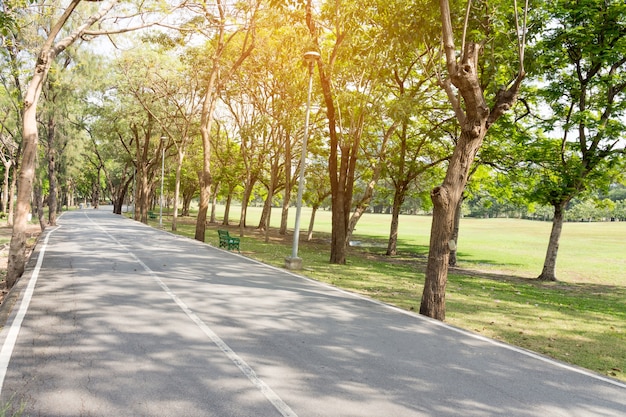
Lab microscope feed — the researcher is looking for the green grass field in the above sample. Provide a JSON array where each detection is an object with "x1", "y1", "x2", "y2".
[{"x1": 154, "y1": 205, "x2": 625, "y2": 381}]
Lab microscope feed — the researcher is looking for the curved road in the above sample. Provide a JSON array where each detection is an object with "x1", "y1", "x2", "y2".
[{"x1": 0, "y1": 208, "x2": 623, "y2": 416}]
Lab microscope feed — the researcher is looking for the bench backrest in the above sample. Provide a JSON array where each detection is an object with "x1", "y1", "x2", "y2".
[{"x1": 218, "y1": 229, "x2": 229, "y2": 238}]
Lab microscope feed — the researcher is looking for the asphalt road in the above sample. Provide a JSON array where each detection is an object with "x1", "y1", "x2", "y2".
[{"x1": 0, "y1": 208, "x2": 624, "y2": 416}]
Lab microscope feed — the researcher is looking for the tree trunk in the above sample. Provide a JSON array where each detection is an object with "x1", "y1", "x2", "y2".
[
  {"x1": 239, "y1": 174, "x2": 256, "y2": 236},
  {"x1": 210, "y1": 182, "x2": 219, "y2": 223},
  {"x1": 538, "y1": 202, "x2": 566, "y2": 281},
  {"x1": 223, "y1": 192, "x2": 232, "y2": 226},
  {"x1": 264, "y1": 187, "x2": 274, "y2": 243},
  {"x1": 194, "y1": 2, "x2": 256, "y2": 241},
  {"x1": 171, "y1": 147, "x2": 184, "y2": 232},
  {"x1": 195, "y1": 66, "x2": 219, "y2": 242},
  {"x1": 420, "y1": 128, "x2": 486, "y2": 321},
  {"x1": 182, "y1": 191, "x2": 192, "y2": 216},
  {"x1": 195, "y1": 167, "x2": 211, "y2": 242},
  {"x1": 448, "y1": 194, "x2": 464, "y2": 266},
  {"x1": 280, "y1": 131, "x2": 292, "y2": 235},
  {"x1": 307, "y1": 205, "x2": 318, "y2": 241},
  {"x1": 135, "y1": 163, "x2": 151, "y2": 223},
  {"x1": 258, "y1": 192, "x2": 271, "y2": 231},
  {"x1": 34, "y1": 181, "x2": 45, "y2": 232},
  {"x1": 7, "y1": 165, "x2": 16, "y2": 226},
  {"x1": 112, "y1": 177, "x2": 131, "y2": 215},
  {"x1": 1, "y1": 161, "x2": 11, "y2": 214},
  {"x1": 47, "y1": 112, "x2": 58, "y2": 226},
  {"x1": 7, "y1": 1, "x2": 116, "y2": 288},
  {"x1": 6, "y1": 38, "x2": 51, "y2": 286},
  {"x1": 329, "y1": 191, "x2": 348, "y2": 264},
  {"x1": 386, "y1": 185, "x2": 406, "y2": 256}
]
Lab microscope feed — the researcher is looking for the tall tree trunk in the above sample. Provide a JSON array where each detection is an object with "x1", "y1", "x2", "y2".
[
  {"x1": 194, "y1": 0, "x2": 256, "y2": 241},
  {"x1": 386, "y1": 184, "x2": 406, "y2": 256},
  {"x1": 238, "y1": 174, "x2": 256, "y2": 236},
  {"x1": 538, "y1": 202, "x2": 566, "y2": 281},
  {"x1": 7, "y1": 165, "x2": 16, "y2": 226},
  {"x1": 195, "y1": 40, "x2": 221, "y2": 241},
  {"x1": 264, "y1": 187, "x2": 274, "y2": 243},
  {"x1": 307, "y1": 205, "x2": 318, "y2": 241},
  {"x1": 7, "y1": 0, "x2": 116, "y2": 288},
  {"x1": 258, "y1": 191, "x2": 271, "y2": 231},
  {"x1": 182, "y1": 191, "x2": 192, "y2": 216},
  {"x1": 47, "y1": 114, "x2": 58, "y2": 226},
  {"x1": 280, "y1": 134, "x2": 292, "y2": 235},
  {"x1": 223, "y1": 192, "x2": 232, "y2": 226},
  {"x1": 93, "y1": 167, "x2": 101, "y2": 208},
  {"x1": 448, "y1": 194, "x2": 464, "y2": 266},
  {"x1": 135, "y1": 164, "x2": 151, "y2": 223},
  {"x1": 112, "y1": 177, "x2": 131, "y2": 215},
  {"x1": 2, "y1": 160, "x2": 11, "y2": 214},
  {"x1": 210, "y1": 182, "x2": 219, "y2": 223},
  {"x1": 304, "y1": 0, "x2": 347, "y2": 264},
  {"x1": 6, "y1": 40, "x2": 50, "y2": 286},
  {"x1": 421, "y1": 129, "x2": 484, "y2": 320},
  {"x1": 34, "y1": 181, "x2": 45, "y2": 232},
  {"x1": 171, "y1": 147, "x2": 185, "y2": 232},
  {"x1": 195, "y1": 87, "x2": 217, "y2": 242}
]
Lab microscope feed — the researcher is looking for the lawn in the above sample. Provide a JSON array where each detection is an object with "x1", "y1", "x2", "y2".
[{"x1": 152, "y1": 205, "x2": 626, "y2": 382}]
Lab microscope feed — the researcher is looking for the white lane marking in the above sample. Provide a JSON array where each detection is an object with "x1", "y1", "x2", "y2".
[
  {"x1": 0, "y1": 226, "x2": 58, "y2": 394},
  {"x1": 88, "y1": 215, "x2": 298, "y2": 417}
]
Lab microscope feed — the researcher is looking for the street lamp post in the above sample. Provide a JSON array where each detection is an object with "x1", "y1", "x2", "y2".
[
  {"x1": 159, "y1": 136, "x2": 166, "y2": 228},
  {"x1": 286, "y1": 51, "x2": 320, "y2": 270}
]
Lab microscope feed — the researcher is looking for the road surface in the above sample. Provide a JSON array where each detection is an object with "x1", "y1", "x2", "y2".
[{"x1": 0, "y1": 208, "x2": 624, "y2": 416}]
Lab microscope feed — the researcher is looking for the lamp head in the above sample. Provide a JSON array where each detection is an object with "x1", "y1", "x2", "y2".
[{"x1": 303, "y1": 51, "x2": 320, "y2": 63}]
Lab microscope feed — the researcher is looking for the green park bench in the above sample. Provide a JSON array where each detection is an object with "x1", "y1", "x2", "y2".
[
  {"x1": 218, "y1": 229, "x2": 240, "y2": 252},
  {"x1": 148, "y1": 211, "x2": 156, "y2": 219}
]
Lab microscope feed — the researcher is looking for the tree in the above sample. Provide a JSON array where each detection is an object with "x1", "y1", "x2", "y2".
[
  {"x1": 304, "y1": 0, "x2": 438, "y2": 264},
  {"x1": 419, "y1": 0, "x2": 528, "y2": 320},
  {"x1": 521, "y1": 0, "x2": 626, "y2": 281},
  {"x1": 193, "y1": 0, "x2": 260, "y2": 242},
  {"x1": 7, "y1": 0, "x2": 117, "y2": 288}
]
